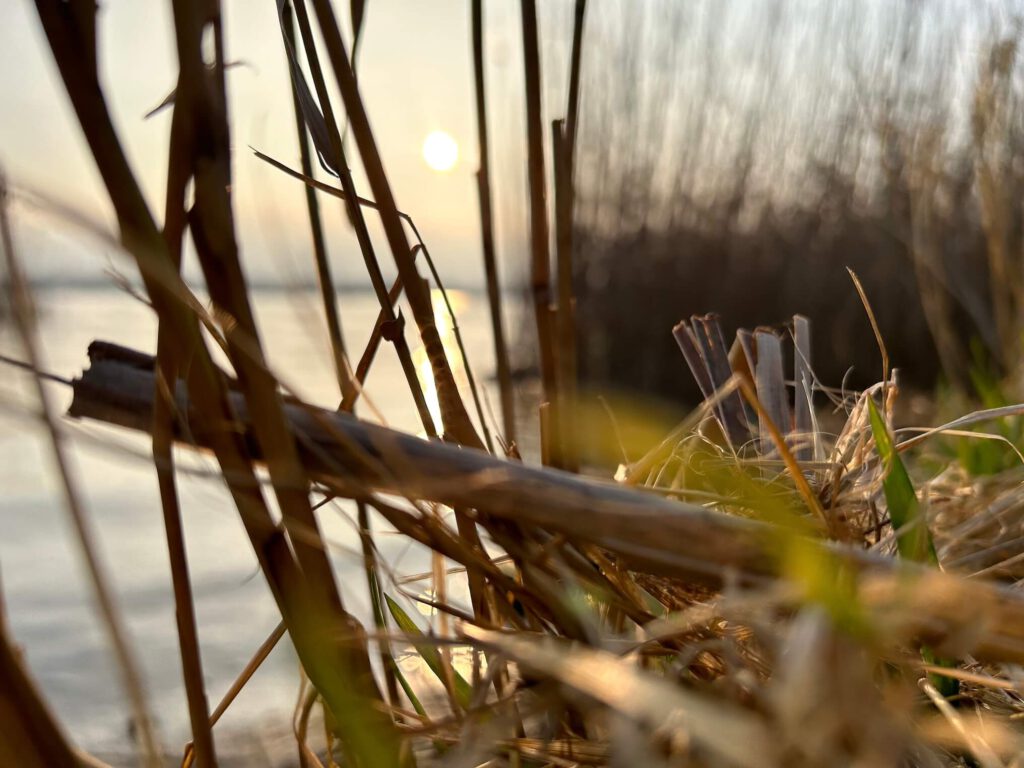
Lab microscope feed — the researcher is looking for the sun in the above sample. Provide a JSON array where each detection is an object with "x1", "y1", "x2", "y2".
[{"x1": 422, "y1": 130, "x2": 459, "y2": 172}]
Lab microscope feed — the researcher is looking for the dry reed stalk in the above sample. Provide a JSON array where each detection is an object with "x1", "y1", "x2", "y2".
[
  {"x1": 792, "y1": 315, "x2": 814, "y2": 462},
  {"x1": 155, "y1": 8, "x2": 218, "y2": 765},
  {"x1": 551, "y1": 0, "x2": 587, "y2": 473},
  {"x1": 279, "y1": 11, "x2": 408, "y2": 724},
  {"x1": 250, "y1": 149, "x2": 494, "y2": 451},
  {"x1": 520, "y1": 0, "x2": 560, "y2": 463},
  {"x1": 300, "y1": 0, "x2": 497, "y2": 640},
  {"x1": 283, "y1": 1, "x2": 350, "y2": 397},
  {"x1": 552, "y1": 120, "x2": 578, "y2": 471},
  {"x1": 306, "y1": 0, "x2": 484, "y2": 450},
  {"x1": 0, "y1": 570, "x2": 99, "y2": 767},
  {"x1": 0, "y1": 609, "x2": 83, "y2": 768},
  {"x1": 165, "y1": 5, "x2": 399, "y2": 762},
  {"x1": 471, "y1": 0, "x2": 516, "y2": 447},
  {"x1": 286, "y1": 0, "x2": 436, "y2": 438},
  {"x1": 66, "y1": 344, "x2": 1024, "y2": 666}
]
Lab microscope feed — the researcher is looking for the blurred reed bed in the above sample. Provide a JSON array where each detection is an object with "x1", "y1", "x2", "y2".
[
  {"x1": 568, "y1": 0, "x2": 1024, "y2": 402},
  {"x1": 8, "y1": 1, "x2": 1024, "y2": 768}
]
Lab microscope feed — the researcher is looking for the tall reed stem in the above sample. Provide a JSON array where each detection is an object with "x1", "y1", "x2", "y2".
[
  {"x1": 472, "y1": 0, "x2": 516, "y2": 447},
  {"x1": 520, "y1": 0, "x2": 560, "y2": 464}
]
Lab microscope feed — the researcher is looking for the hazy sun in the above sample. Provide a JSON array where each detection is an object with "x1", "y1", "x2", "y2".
[{"x1": 422, "y1": 130, "x2": 459, "y2": 172}]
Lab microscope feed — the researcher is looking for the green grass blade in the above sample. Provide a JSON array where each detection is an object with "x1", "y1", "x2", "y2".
[
  {"x1": 866, "y1": 397, "x2": 938, "y2": 565},
  {"x1": 385, "y1": 594, "x2": 473, "y2": 709},
  {"x1": 867, "y1": 398, "x2": 956, "y2": 697}
]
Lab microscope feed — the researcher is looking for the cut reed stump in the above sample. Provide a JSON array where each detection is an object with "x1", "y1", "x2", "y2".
[{"x1": 68, "y1": 341, "x2": 1024, "y2": 666}]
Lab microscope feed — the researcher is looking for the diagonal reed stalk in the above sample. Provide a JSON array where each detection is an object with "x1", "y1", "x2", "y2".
[
  {"x1": 471, "y1": 0, "x2": 516, "y2": 448},
  {"x1": 250, "y1": 148, "x2": 495, "y2": 453},
  {"x1": 283, "y1": 0, "x2": 436, "y2": 438},
  {"x1": 298, "y1": 0, "x2": 496, "y2": 634},
  {"x1": 283, "y1": 1, "x2": 351, "y2": 398},
  {"x1": 305, "y1": 0, "x2": 485, "y2": 451},
  {"x1": 283, "y1": 0, "x2": 405, "y2": 730}
]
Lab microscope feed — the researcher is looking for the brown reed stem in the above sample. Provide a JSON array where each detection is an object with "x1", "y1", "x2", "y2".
[
  {"x1": 305, "y1": 0, "x2": 493, "y2": 632},
  {"x1": 155, "y1": 14, "x2": 217, "y2": 766},
  {"x1": 283, "y1": 1, "x2": 351, "y2": 398},
  {"x1": 251, "y1": 150, "x2": 493, "y2": 450},
  {"x1": 472, "y1": 0, "x2": 516, "y2": 447},
  {"x1": 520, "y1": 0, "x2": 559, "y2": 460},
  {"x1": 288, "y1": 0, "x2": 436, "y2": 438},
  {"x1": 171, "y1": 4, "x2": 399, "y2": 762},
  {"x1": 552, "y1": 120, "x2": 578, "y2": 472},
  {"x1": 307, "y1": 0, "x2": 484, "y2": 450},
  {"x1": 182, "y1": 623, "x2": 287, "y2": 768},
  {"x1": 551, "y1": 0, "x2": 587, "y2": 472}
]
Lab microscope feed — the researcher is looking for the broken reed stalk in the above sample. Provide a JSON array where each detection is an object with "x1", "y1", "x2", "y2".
[
  {"x1": 306, "y1": 0, "x2": 485, "y2": 451},
  {"x1": 283, "y1": 1, "x2": 350, "y2": 398},
  {"x1": 0, "y1": 173, "x2": 162, "y2": 767},
  {"x1": 68, "y1": 343, "x2": 1024, "y2": 667},
  {"x1": 33, "y1": 3, "x2": 400, "y2": 764},
  {"x1": 286, "y1": 0, "x2": 436, "y2": 437},
  {"x1": 471, "y1": 0, "x2": 517, "y2": 447},
  {"x1": 520, "y1": 0, "x2": 560, "y2": 462}
]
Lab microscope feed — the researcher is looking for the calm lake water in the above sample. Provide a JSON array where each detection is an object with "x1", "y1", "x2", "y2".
[{"x1": 0, "y1": 285, "x2": 505, "y2": 754}]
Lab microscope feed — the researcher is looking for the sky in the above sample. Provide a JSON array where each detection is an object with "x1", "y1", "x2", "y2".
[{"x1": 0, "y1": 0, "x2": 556, "y2": 289}]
